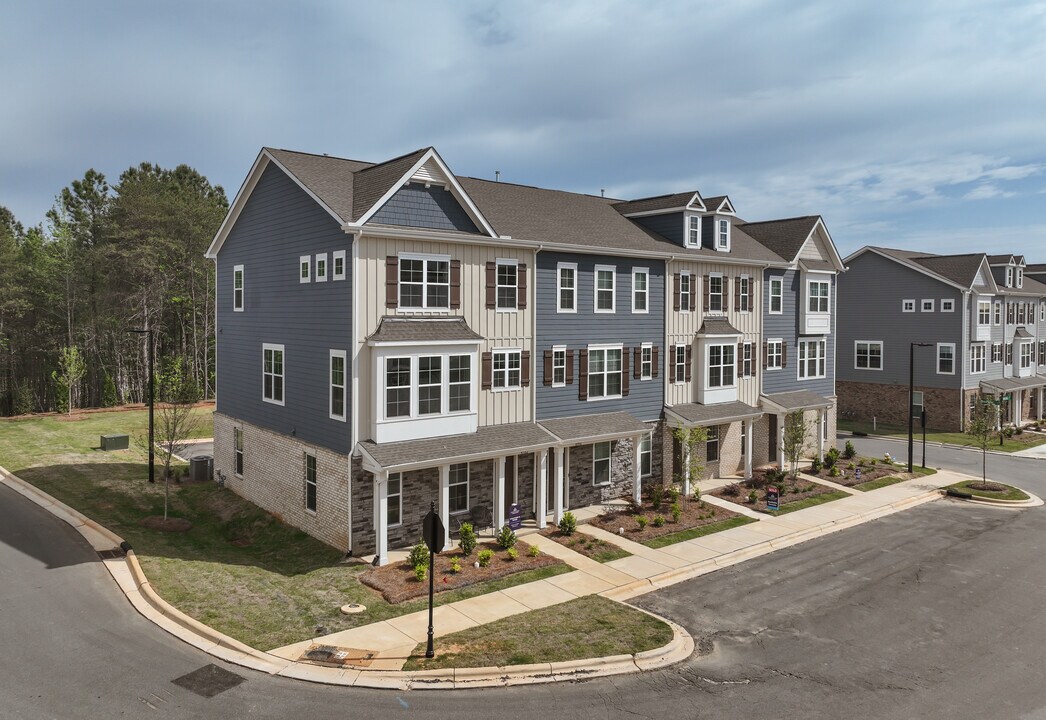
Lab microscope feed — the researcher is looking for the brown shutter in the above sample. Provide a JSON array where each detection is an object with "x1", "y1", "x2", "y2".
[
  {"x1": 652, "y1": 346, "x2": 659, "y2": 377},
  {"x1": 633, "y1": 346, "x2": 642, "y2": 379},
  {"x1": 622, "y1": 347, "x2": 630, "y2": 396},
  {"x1": 481, "y1": 352, "x2": 492, "y2": 390},
  {"x1": 566, "y1": 350, "x2": 575, "y2": 385},
  {"x1": 485, "y1": 261, "x2": 496, "y2": 309},
  {"x1": 689, "y1": 274, "x2": 697, "y2": 311},
  {"x1": 517, "y1": 263, "x2": 528, "y2": 309},
  {"x1": 521, "y1": 350, "x2": 531, "y2": 387},
  {"x1": 1008, "y1": 303, "x2": 1014, "y2": 324},
  {"x1": 673, "y1": 273, "x2": 680, "y2": 311},
  {"x1": 737, "y1": 342, "x2": 743, "y2": 376},
  {"x1": 762, "y1": 340, "x2": 768, "y2": 369},
  {"x1": 723, "y1": 276, "x2": 731, "y2": 312},
  {"x1": 578, "y1": 349, "x2": 588, "y2": 400},
  {"x1": 685, "y1": 345, "x2": 693, "y2": 382},
  {"x1": 734, "y1": 277, "x2": 741, "y2": 311},
  {"x1": 450, "y1": 259, "x2": 461, "y2": 309},
  {"x1": 385, "y1": 256, "x2": 399, "y2": 308},
  {"x1": 748, "y1": 279, "x2": 754, "y2": 311},
  {"x1": 703, "y1": 275, "x2": 710, "y2": 311},
  {"x1": 543, "y1": 349, "x2": 553, "y2": 386},
  {"x1": 782, "y1": 342, "x2": 788, "y2": 368}
]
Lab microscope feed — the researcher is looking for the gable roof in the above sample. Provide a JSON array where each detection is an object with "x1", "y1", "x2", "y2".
[
  {"x1": 350, "y1": 148, "x2": 429, "y2": 220},
  {"x1": 611, "y1": 191, "x2": 704, "y2": 216},
  {"x1": 846, "y1": 246, "x2": 999, "y2": 293},
  {"x1": 739, "y1": 215, "x2": 844, "y2": 270},
  {"x1": 266, "y1": 148, "x2": 371, "y2": 223},
  {"x1": 987, "y1": 254, "x2": 1015, "y2": 265},
  {"x1": 701, "y1": 196, "x2": 736, "y2": 215}
]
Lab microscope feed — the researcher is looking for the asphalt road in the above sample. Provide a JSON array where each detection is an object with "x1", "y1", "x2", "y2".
[{"x1": 2, "y1": 443, "x2": 1045, "y2": 718}]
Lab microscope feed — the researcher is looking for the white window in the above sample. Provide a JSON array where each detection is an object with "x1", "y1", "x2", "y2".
[
  {"x1": 1017, "y1": 268, "x2": 1024, "y2": 287},
  {"x1": 769, "y1": 276, "x2": 783, "y2": 314},
  {"x1": 387, "y1": 473, "x2": 402, "y2": 527},
  {"x1": 708, "y1": 274, "x2": 724, "y2": 312},
  {"x1": 557, "y1": 263, "x2": 577, "y2": 313},
  {"x1": 717, "y1": 218, "x2": 730, "y2": 249},
  {"x1": 808, "y1": 280, "x2": 830, "y2": 313},
  {"x1": 978, "y1": 301, "x2": 991, "y2": 325},
  {"x1": 1021, "y1": 342, "x2": 1033, "y2": 369},
  {"x1": 1018, "y1": 303, "x2": 1026, "y2": 325},
  {"x1": 994, "y1": 302, "x2": 1002, "y2": 325},
  {"x1": 687, "y1": 216, "x2": 701, "y2": 246},
  {"x1": 594, "y1": 265, "x2": 616, "y2": 313},
  {"x1": 921, "y1": 299, "x2": 934, "y2": 313},
  {"x1": 234, "y1": 427, "x2": 244, "y2": 476},
  {"x1": 418, "y1": 356, "x2": 442, "y2": 415},
  {"x1": 798, "y1": 339, "x2": 827, "y2": 379},
  {"x1": 262, "y1": 344, "x2": 285, "y2": 405},
  {"x1": 330, "y1": 350, "x2": 346, "y2": 421},
  {"x1": 937, "y1": 343, "x2": 955, "y2": 374},
  {"x1": 304, "y1": 453, "x2": 317, "y2": 513},
  {"x1": 641, "y1": 343, "x2": 653, "y2": 380},
  {"x1": 449, "y1": 355, "x2": 471, "y2": 412},
  {"x1": 385, "y1": 357, "x2": 411, "y2": 418},
  {"x1": 333, "y1": 250, "x2": 346, "y2": 280},
  {"x1": 493, "y1": 349, "x2": 522, "y2": 390},
  {"x1": 639, "y1": 434, "x2": 652, "y2": 477},
  {"x1": 449, "y1": 463, "x2": 469, "y2": 514},
  {"x1": 588, "y1": 346, "x2": 623, "y2": 399},
  {"x1": 674, "y1": 345, "x2": 687, "y2": 384},
  {"x1": 552, "y1": 346, "x2": 566, "y2": 387},
  {"x1": 592, "y1": 441, "x2": 611, "y2": 486},
  {"x1": 970, "y1": 344, "x2": 986, "y2": 374},
  {"x1": 766, "y1": 339, "x2": 783, "y2": 369},
  {"x1": 992, "y1": 343, "x2": 1002, "y2": 363},
  {"x1": 902, "y1": 299, "x2": 916, "y2": 313},
  {"x1": 740, "y1": 342, "x2": 753, "y2": 377},
  {"x1": 632, "y1": 268, "x2": 649, "y2": 313},
  {"x1": 1006, "y1": 267, "x2": 1013, "y2": 287},
  {"x1": 707, "y1": 343, "x2": 735, "y2": 389},
  {"x1": 233, "y1": 265, "x2": 244, "y2": 311},
  {"x1": 739, "y1": 275, "x2": 750, "y2": 312},
  {"x1": 679, "y1": 273, "x2": 691, "y2": 312},
  {"x1": 315, "y1": 253, "x2": 328, "y2": 282},
  {"x1": 399, "y1": 254, "x2": 450, "y2": 309},
  {"x1": 706, "y1": 426, "x2": 720, "y2": 462},
  {"x1": 855, "y1": 341, "x2": 883, "y2": 370},
  {"x1": 299, "y1": 256, "x2": 311, "y2": 283},
  {"x1": 941, "y1": 299, "x2": 954, "y2": 312},
  {"x1": 496, "y1": 259, "x2": 518, "y2": 311},
  {"x1": 1040, "y1": 302, "x2": 1045, "y2": 322}
]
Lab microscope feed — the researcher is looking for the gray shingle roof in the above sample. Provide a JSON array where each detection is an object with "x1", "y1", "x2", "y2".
[
  {"x1": 360, "y1": 422, "x2": 556, "y2": 471},
  {"x1": 611, "y1": 191, "x2": 700, "y2": 215},
  {"x1": 538, "y1": 412, "x2": 650, "y2": 443},
  {"x1": 987, "y1": 254, "x2": 1015, "y2": 264},
  {"x1": 761, "y1": 391, "x2": 833, "y2": 413},
  {"x1": 669, "y1": 401, "x2": 762, "y2": 425},
  {"x1": 351, "y1": 148, "x2": 429, "y2": 221},
  {"x1": 1014, "y1": 327, "x2": 1034, "y2": 339},
  {"x1": 367, "y1": 317, "x2": 483, "y2": 344},
  {"x1": 701, "y1": 196, "x2": 734, "y2": 214},
  {"x1": 867, "y1": 247, "x2": 989, "y2": 289},
  {"x1": 266, "y1": 148, "x2": 372, "y2": 223},
  {"x1": 738, "y1": 216, "x2": 820, "y2": 262},
  {"x1": 697, "y1": 317, "x2": 741, "y2": 336},
  {"x1": 980, "y1": 375, "x2": 1046, "y2": 393}
]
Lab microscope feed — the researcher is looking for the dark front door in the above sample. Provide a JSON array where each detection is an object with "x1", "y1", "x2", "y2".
[
  {"x1": 769, "y1": 414, "x2": 778, "y2": 461},
  {"x1": 504, "y1": 455, "x2": 516, "y2": 517}
]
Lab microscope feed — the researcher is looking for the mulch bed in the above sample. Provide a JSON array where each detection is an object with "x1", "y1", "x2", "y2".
[
  {"x1": 968, "y1": 481, "x2": 1008, "y2": 493},
  {"x1": 540, "y1": 527, "x2": 628, "y2": 561},
  {"x1": 140, "y1": 516, "x2": 193, "y2": 532},
  {"x1": 710, "y1": 469, "x2": 834, "y2": 511},
  {"x1": 588, "y1": 494, "x2": 739, "y2": 544},
  {"x1": 359, "y1": 540, "x2": 562, "y2": 604},
  {"x1": 803, "y1": 458, "x2": 897, "y2": 488}
]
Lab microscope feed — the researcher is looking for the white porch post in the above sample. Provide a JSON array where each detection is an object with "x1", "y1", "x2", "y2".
[
  {"x1": 681, "y1": 440, "x2": 691, "y2": 496},
  {"x1": 494, "y1": 456, "x2": 506, "y2": 530},
  {"x1": 632, "y1": 434, "x2": 643, "y2": 505},
  {"x1": 1014, "y1": 391, "x2": 1021, "y2": 425},
  {"x1": 374, "y1": 471, "x2": 389, "y2": 567},
  {"x1": 817, "y1": 409, "x2": 825, "y2": 461},
  {"x1": 535, "y1": 449, "x2": 549, "y2": 529},
  {"x1": 554, "y1": 446, "x2": 565, "y2": 525},
  {"x1": 439, "y1": 464, "x2": 450, "y2": 549},
  {"x1": 1039, "y1": 387, "x2": 1044, "y2": 421},
  {"x1": 744, "y1": 419, "x2": 754, "y2": 480},
  {"x1": 777, "y1": 413, "x2": 786, "y2": 469}
]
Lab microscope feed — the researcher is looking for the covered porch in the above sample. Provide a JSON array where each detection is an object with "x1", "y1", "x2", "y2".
[
  {"x1": 760, "y1": 390, "x2": 834, "y2": 467},
  {"x1": 665, "y1": 400, "x2": 762, "y2": 494},
  {"x1": 979, "y1": 376, "x2": 1046, "y2": 426}
]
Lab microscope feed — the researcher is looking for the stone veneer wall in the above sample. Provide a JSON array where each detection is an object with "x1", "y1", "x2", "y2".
[
  {"x1": 838, "y1": 381, "x2": 962, "y2": 432},
  {"x1": 214, "y1": 412, "x2": 350, "y2": 551},
  {"x1": 566, "y1": 438, "x2": 636, "y2": 509}
]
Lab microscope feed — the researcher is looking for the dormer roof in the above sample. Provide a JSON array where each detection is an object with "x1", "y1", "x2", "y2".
[
  {"x1": 740, "y1": 215, "x2": 845, "y2": 271},
  {"x1": 612, "y1": 191, "x2": 705, "y2": 216},
  {"x1": 701, "y1": 195, "x2": 736, "y2": 215}
]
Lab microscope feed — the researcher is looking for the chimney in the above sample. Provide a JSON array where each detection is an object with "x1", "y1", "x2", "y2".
[
  {"x1": 600, "y1": 188, "x2": 605, "y2": 198},
  {"x1": 495, "y1": 170, "x2": 501, "y2": 182}
]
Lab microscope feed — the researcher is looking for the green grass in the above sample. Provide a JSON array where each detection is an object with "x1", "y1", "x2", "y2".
[
  {"x1": 555, "y1": 533, "x2": 631, "y2": 563},
  {"x1": 642, "y1": 516, "x2": 757, "y2": 549},
  {"x1": 763, "y1": 489, "x2": 850, "y2": 516},
  {"x1": 401, "y1": 596, "x2": 673, "y2": 670},
  {"x1": 854, "y1": 466, "x2": 937, "y2": 492},
  {"x1": 948, "y1": 480, "x2": 1030, "y2": 502},
  {"x1": 0, "y1": 408, "x2": 570, "y2": 650},
  {"x1": 840, "y1": 419, "x2": 1046, "y2": 453}
]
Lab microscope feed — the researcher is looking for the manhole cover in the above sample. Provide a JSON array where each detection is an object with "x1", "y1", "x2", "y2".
[
  {"x1": 172, "y1": 664, "x2": 245, "y2": 698},
  {"x1": 300, "y1": 644, "x2": 375, "y2": 668},
  {"x1": 341, "y1": 603, "x2": 366, "y2": 615}
]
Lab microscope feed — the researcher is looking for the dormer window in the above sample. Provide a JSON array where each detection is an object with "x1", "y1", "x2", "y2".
[
  {"x1": 687, "y1": 216, "x2": 701, "y2": 246},
  {"x1": 1017, "y1": 268, "x2": 1024, "y2": 287},
  {"x1": 717, "y1": 219, "x2": 730, "y2": 250},
  {"x1": 1006, "y1": 267, "x2": 1013, "y2": 287}
]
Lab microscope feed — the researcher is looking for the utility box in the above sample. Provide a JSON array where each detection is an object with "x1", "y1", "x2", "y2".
[
  {"x1": 190, "y1": 455, "x2": 213, "y2": 483},
  {"x1": 100, "y1": 434, "x2": 129, "y2": 451}
]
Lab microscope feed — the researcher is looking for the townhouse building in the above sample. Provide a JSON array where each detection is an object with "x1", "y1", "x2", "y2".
[
  {"x1": 837, "y1": 248, "x2": 1046, "y2": 432},
  {"x1": 207, "y1": 146, "x2": 844, "y2": 564}
]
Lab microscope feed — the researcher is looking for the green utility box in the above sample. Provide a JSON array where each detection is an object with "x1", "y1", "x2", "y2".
[{"x1": 100, "y1": 434, "x2": 129, "y2": 451}]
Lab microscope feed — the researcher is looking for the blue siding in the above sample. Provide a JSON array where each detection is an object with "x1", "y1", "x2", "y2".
[
  {"x1": 633, "y1": 212, "x2": 683, "y2": 246},
  {"x1": 536, "y1": 251, "x2": 665, "y2": 422},
  {"x1": 761, "y1": 268, "x2": 836, "y2": 396},
  {"x1": 216, "y1": 164, "x2": 352, "y2": 454},
  {"x1": 369, "y1": 182, "x2": 480, "y2": 233}
]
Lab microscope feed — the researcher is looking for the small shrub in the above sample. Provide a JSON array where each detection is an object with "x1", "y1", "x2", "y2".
[
  {"x1": 413, "y1": 564, "x2": 427, "y2": 582},
  {"x1": 699, "y1": 500, "x2": 707, "y2": 510},
  {"x1": 810, "y1": 457, "x2": 823, "y2": 473},
  {"x1": 450, "y1": 558, "x2": 462, "y2": 574},
  {"x1": 747, "y1": 490, "x2": 758, "y2": 504},
  {"x1": 722, "y1": 482, "x2": 742, "y2": 497},
  {"x1": 693, "y1": 487, "x2": 701, "y2": 502},
  {"x1": 558, "y1": 511, "x2": 578, "y2": 536},
  {"x1": 409, "y1": 541, "x2": 429, "y2": 571},
  {"x1": 671, "y1": 502, "x2": 681, "y2": 523},
  {"x1": 496, "y1": 524, "x2": 517, "y2": 549},
  {"x1": 528, "y1": 544, "x2": 540, "y2": 558},
  {"x1": 1004, "y1": 426, "x2": 1015, "y2": 438},
  {"x1": 1016, "y1": 426, "x2": 1024, "y2": 435},
  {"x1": 857, "y1": 458, "x2": 866, "y2": 467},
  {"x1": 844, "y1": 440, "x2": 856, "y2": 459},
  {"x1": 506, "y1": 547, "x2": 519, "y2": 561},
  {"x1": 653, "y1": 514, "x2": 666, "y2": 528},
  {"x1": 824, "y1": 447, "x2": 841, "y2": 469},
  {"x1": 651, "y1": 485, "x2": 663, "y2": 509},
  {"x1": 478, "y1": 549, "x2": 494, "y2": 567},
  {"x1": 829, "y1": 466, "x2": 840, "y2": 478},
  {"x1": 636, "y1": 516, "x2": 648, "y2": 530},
  {"x1": 667, "y1": 486, "x2": 680, "y2": 504},
  {"x1": 458, "y1": 522, "x2": 477, "y2": 556},
  {"x1": 848, "y1": 461, "x2": 856, "y2": 470}
]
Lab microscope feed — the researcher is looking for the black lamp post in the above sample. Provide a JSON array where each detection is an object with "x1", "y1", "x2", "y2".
[
  {"x1": 908, "y1": 342, "x2": 933, "y2": 473},
  {"x1": 128, "y1": 328, "x2": 155, "y2": 484}
]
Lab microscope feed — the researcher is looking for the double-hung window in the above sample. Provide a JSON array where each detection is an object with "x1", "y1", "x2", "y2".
[
  {"x1": 299, "y1": 256, "x2": 311, "y2": 283},
  {"x1": 679, "y1": 274, "x2": 691, "y2": 312},
  {"x1": 632, "y1": 268, "x2": 648, "y2": 313},
  {"x1": 1018, "y1": 303, "x2": 1026, "y2": 325},
  {"x1": 708, "y1": 344, "x2": 735, "y2": 388},
  {"x1": 330, "y1": 350, "x2": 346, "y2": 420},
  {"x1": 978, "y1": 301, "x2": 991, "y2": 325},
  {"x1": 766, "y1": 339, "x2": 783, "y2": 369},
  {"x1": 449, "y1": 355, "x2": 471, "y2": 411},
  {"x1": 687, "y1": 216, "x2": 700, "y2": 245},
  {"x1": 741, "y1": 342, "x2": 753, "y2": 377},
  {"x1": 496, "y1": 259, "x2": 518, "y2": 310},
  {"x1": 387, "y1": 473, "x2": 402, "y2": 527},
  {"x1": 769, "y1": 276, "x2": 782, "y2": 314},
  {"x1": 304, "y1": 453, "x2": 317, "y2": 513},
  {"x1": 588, "y1": 347, "x2": 622, "y2": 399},
  {"x1": 717, "y1": 219, "x2": 729, "y2": 249},
  {"x1": 708, "y1": 274, "x2": 724, "y2": 312},
  {"x1": 970, "y1": 344, "x2": 986, "y2": 374},
  {"x1": 592, "y1": 442, "x2": 611, "y2": 486},
  {"x1": 674, "y1": 345, "x2": 687, "y2": 384},
  {"x1": 418, "y1": 356, "x2": 442, "y2": 415},
  {"x1": 706, "y1": 427, "x2": 720, "y2": 462},
  {"x1": 639, "y1": 434, "x2": 652, "y2": 476},
  {"x1": 234, "y1": 427, "x2": 244, "y2": 476},
  {"x1": 385, "y1": 357, "x2": 412, "y2": 418},
  {"x1": 739, "y1": 276, "x2": 750, "y2": 312},
  {"x1": 399, "y1": 255, "x2": 449, "y2": 309},
  {"x1": 233, "y1": 265, "x2": 244, "y2": 311},
  {"x1": 1041, "y1": 302, "x2": 1045, "y2": 322},
  {"x1": 1021, "y1": 342, "x2": 1033, "y2": 370},
  {"x1": 994, "y1": 302, "x2": 1002, "y2": 325},
  {"x1": 937, "y1": 343, "x2": 955, "y2": 375},
  {"x1": 333, "y1": 250, "x2": 346, "y2": 280},
  {"x1": 855, "y1": 341, "x2": 883, "y2": 370},
  {"x1": 992, "y1": 343, "x2": 1002, "y2": 363},
  {"x1": 552, "y1": 347, "x2": 566, "y2": 387},
  {"x1": 557, "y1": 263, "x2": 576, "y2": 312},
  {"x1": 315, "y1": 253, "x2": 328, "y2": 282},
  {"x1": 808, "y1": 280, "x2": 830, "y2": 313},
  {"x1": 493, "y1": 349, "x2": 521, "y2": 390},
  {"x1": 595, "y1": 266, "x2": 616, "y2": 313},
  {"x1": 641, "y1": 343, "x2": 652, "y2": 380},
  {"x1": 798, "y1": 339, "x2": 826, "y2": 379},
  {"x1": 448, "y1": 463, "x2": 469, "y2": 514},
  {"x1": 262, "y1": 344, "x2": 285, "y2": 405}
]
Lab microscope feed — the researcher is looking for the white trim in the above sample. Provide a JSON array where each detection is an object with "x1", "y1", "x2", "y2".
[
  {"x1": 639, "y1": 432, "x2": 653, "y2": 478},
  {"x1": 936, "y1": 342, "x2": 956, "y2": 375},
  {"x1": 807, "y1": 277, "x2": 830, "y2": 314},
  {"x1": 632, "y1": 267, "x2": 649, "y2": 314},
  {"x1": 673, "y1": 343, "x2": 687, "y2": 385},
  {"x1": 495, "y1": 257, "x2": 519, "y2": 312},
  {"x1": 766, "y1": 338, "x2": 783, "y2": 370},
  {"x1": 386, "y1": 472, "x2": 403, "y2": 528},
  {"x1": 491, "y1": 347, "x2": 523, "y2": 392},
  {"x1": 594, "y1": 264, "x2": 617, "y2": 314},
  {"x1": 329, "y1": 349, "x2": 347, "y2": 421},
  {"x1": 738, "y1": 274, "x2": 751, "y2": 313},
  {"x1": 704, "y1": 341, "x2": 737, "y2": 390},
  {"x1": 262, "y1": 343, "x2": 285, "y2": 406},
  {"x1": 557, "y1": 262, "x2": 577, "y2": 314},
  {"x1": 685, "y1": 214, "x2": 702, "y2": 247},
  {"x1": 715, "y1": 217, "x2": 731, "y2": 251},
  {"x1": 854, "y1": 340, "x2": 883, "y2": 371},
  {"x1": 641, "y1": 342, "x2": 653, "y2": 380},
  {"x1": 333, "y1": 249, "x2": 346, "y2": 281},
  {"x1": 679, "y1": 272, "x2": 692, "y2": 314},
  {"x1": 299, "y1": 256, "x2": 311, "y2": 283},
  {"x1": 552, "y1": 345, "x2": 567, "y2": 388},
  {"x1": 233, "y1": 264, "x2": 244, "y2": 312},
  {"x1": 397, "y1": 252, "x2": 452, "y2": 311},
  {"x1": 448, "y1": 462, "x2": 470, "y2": 515},
  {"x1": 304, "y1": 451, "x2": 318, "y2": 514},
  {"x1": 921, "y1": 299, "x2": 935, "y2": 313},
  {"x1": 707, "y1": 272, "x2": 724, "y2": 314},
  {"x1": 768, "y1": 275, "x2": 783, "y2": 314},
  {"x1": 592, "y1": 441, "x2": 612, "y2": 486},
  {"x1": 315, "y1": 253, "x2": 328, "y2": 283},
  {"x1": 970, "y1": 343, "x2": 986, "y2": 375},
  {"x1": 941, "y1": 298, "x2": 955, "y2": 312},
  {"x1": 586, "y1": 343, "x2": 624, "y2": 401},
  {"x1": 902, "y1": 299, "x2": 916, "y2": 313},
  {"x1": 797, "y1": 337, "x2": 827, "y2": 380}
]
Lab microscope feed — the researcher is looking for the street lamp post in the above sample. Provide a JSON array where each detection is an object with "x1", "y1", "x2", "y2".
[
  {"x1": 908, "y1": 342, "x2": 933, "y2": 473},
  {"x1": 128, "y1": 328, "x2": 155, "y2": 484}
]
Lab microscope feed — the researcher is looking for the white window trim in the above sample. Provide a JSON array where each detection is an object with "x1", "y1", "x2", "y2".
[
  {"x1": 587, "y1": 343, "x2": 624, "y2": 401},
  {"x1": 768, "y1": 276, "x2": 783, "y2": 315},
  {"x1": 970, "y1": 343, "x2": 986, "y2": 375},
  {"x1": 705, "y1": 342, "x2": 737, "y2": 390},
  {"x1": 739, "y1": 275, "x2": 751, "y2": 313},
  {"x1": 639, "y1": 433, "x2": 652, "y2": 477},
  {"x1": 631, "y1": 267, "x2": 649, "y2": 314},
  {"x1": 299, "y1": 256, "x2": 311, "y2": 284},
  {"x1": 991, "y1": 342, "x2": 1002, "y2": 363},
  {"x1": 994, "y1": 302, "x2": 1002, "y2": 325},
  {"x1": 741, "y1": 341, "x2": 753, "y2": 377},
  {"x1": 854, "y1": 340, "x2": 883, "y2": 371},
  {"x1": 679, "y1": 273, "x2": 691, "y2": 314},
  {"x1": 233, "y1": 264, "x2": 244, "y2": 312},
  {"x1": 716, "y1": 218, "x2": 730, "y2": 250},
  {"x1": 329, "y1": 349, "x2": 347, "y2": 421},
  {"x1": 304, "y1": 452, "x2": 317, "y2": 515},
  {"x1": 797, "y1": 338, "x2": 827, "y2": 380},
  {"x1": 398, "y1": 252, "x2": 452, "y2": 312},
  {"x1": 495, "y1": 257, "x2": 519, "y2": 313},
  {"x1": 936, "y1": 343, "x2": 956, "y2": 375},
  {"x1": 383, "y1": 355, "x2": 412, "y2": 420},
  {"x1": 1006, "y1": 267, "x2": 1013, "y2": 287},
  {"x1": 673, "y1": 344, "x2": 687, "y2": 385},
  {"x1": 902, "y1": 299, "x2": 916, "y2": 313},
  {"x1": 381, "y1": 349, "x2": 478, "y2": 422},
  {"x1": 262, "y1": 343, "x2": 285, "y2": 406},
  {"x1": 492, "y1": 348, "x2": 523, "y2": 392},
  {"x1": 641, "y1": 342, "x2": 653, "y2": 381},
  {"x1": 921, "y1": 299, "x2": 935, "y2": 313},
  {"x1": 766, "y1": 338, "x2": 783, "y2": 370},
  {"x1": 332, "y1": 249, "x2": 346, "y2": 281},
  {"x1": 807, "y1": 278, "x2": 830, "y2": 314},
  {"x1": 557, "y1": 262, "x2": 577, "y2": 314},
  {"x1": 315, "y1": 253, "x2": 328, "y2": 283},
  {"x1": 594, "y1": 264, "x2": 617, "y2": 314},
  {"x1": 592, "y1": 441, "x2": 612, "y2": 486},
  {"x1": 387, "y1": 472, "x2": 403, "y2": 528},
  {"x1": 1017, "y1": 267, "x2": 1024, "y2": 288},
  {"x1": 552, "y1": 345, "x2": 567, "y2": 388},
  {"x1": 686, "y1": 215, "x2": 701, "y2": 247},
  {"x1": 708, "y1": 273, "x2": 724, "y2": 314},
  {"x1": 1020, "y1": 340, "x2": 1034, "y2": 369},
  {"x1": 977, "y1": 301, "x2": 991, "y2": 325},
  {"x1": 448, "y1": 463, "x2": 469, "y2": 515},
  {"x1": 941, "y1": 298, "x2": 954, "y2": 313}
]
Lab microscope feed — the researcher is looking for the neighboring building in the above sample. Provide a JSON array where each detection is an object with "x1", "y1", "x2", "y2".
[
  {"x1": 837, "y1": 248, "x2": 1046, "y2": 432},
  {"x1": 207, "y1": 146, "x2": 845, "y2": 563}
]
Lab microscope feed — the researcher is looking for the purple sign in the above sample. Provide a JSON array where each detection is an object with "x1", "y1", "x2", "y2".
[{"x1": 508, "y1": 503, "x2": 523, "y2": 530}]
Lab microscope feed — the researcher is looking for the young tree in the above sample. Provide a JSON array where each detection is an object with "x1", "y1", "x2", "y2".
[
  {"x1": 149, "y1": 357, "x2": 202, "y2": 521},
  {"x1": 52, "y1": 346, "x2": 86, "y2": 415},
  {"x1": 967, "y1": 396, "x2": 1000, "y2": 486},
  {"x1": 782, "y1": 411, "x2": 810, "y2": 479},
  {"x1": 672, "y1": 425, "x2": 709, "y2": 496}
]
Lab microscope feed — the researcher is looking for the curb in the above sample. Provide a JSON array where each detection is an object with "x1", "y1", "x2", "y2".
[{"x1": 844, "y1": 431, "x2": 1044, "y2": 459}]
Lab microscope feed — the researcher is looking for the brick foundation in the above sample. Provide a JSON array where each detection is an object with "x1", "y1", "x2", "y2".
[{"x1": 838, "y1": 380, "x2": 963, "y2": 432}]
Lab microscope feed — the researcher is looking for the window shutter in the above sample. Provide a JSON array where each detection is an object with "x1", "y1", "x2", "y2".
[
  {"x1": 1008, "y1": 303, "x2": 1014, "y2": 324},
  {"x1": 748, "y1": 280, "x2": 754, "y2": 310},
  {"x1": 566, "y1": 350, "x2": 575, "y2": 385},
  {"x1": 578, "y1": 349, "x2": 589, "y2": 400},
  {"x1": 517, "y1": 263, "x2": 528, "y2": 309},
  {"x1": 703, "y1": 275, "x2": 710, "y2": 311},
  {"x1": 652, "y1": 346, "x2": 659, "y2": 377},
  {"x1": 385, "y1": 256, "x2": 399, "y2": 308},
  {"x1": 633, "y1": 347, "x2": 642, "y2": 379},
  {"x1": 685, "y1": 346, "x2": 693, "y2": 382},
  {"x1": 689, "y1": 274, "x2": 697, "y2": 311},
  {"x1": 762, "y1": 340, "x2": 768, "y2": 369},
  {"x1": 673, "y1": 273, "x2": 680, "y2": 311},
  {"x1": 482, "y1": 352, "x2": 492, "y2": 390},
  {"x1": 543, "y1": 349, "x2": 553, "y2": 386},
  {"x1": 485, "y1": 261, "x2": 496, "y2": 309},
  {"x1": 521, "y1": 350, "x2": 531, "y2": 387},
  {"x1": 622, "y1": 347, "x2": 630, "y2": 397},
  {"x1": 737, "y1": 342, "x2": 743, "y2": 376},
  {"x1": 450, "y1": 259, "x2": 462, "y2": 309},
  {"x1": 734, "y1": 278, "x2": 741, "y2": 311},
  {"x1": 782, "y1": 342, "x2": 788, "y2": 367},
  {"x1": 723, "y1": 276, "x2": 731, "y2": 312}
]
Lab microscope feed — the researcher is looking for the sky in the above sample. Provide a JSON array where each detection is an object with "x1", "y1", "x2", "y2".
[{"x1": 2, "y1": 0, "x2": 1045, "y2": 259}]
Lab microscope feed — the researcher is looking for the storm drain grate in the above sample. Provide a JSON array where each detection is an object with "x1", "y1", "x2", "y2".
[
  {"x1": 172, "y1": 664, "x2": 246, "y2": 698},
  {"x1": 301, "y1": 644, "x2": 375, "y2": 668},
  {"x1": 97, "y1": 548, "x2": 125, "y2": 560}
]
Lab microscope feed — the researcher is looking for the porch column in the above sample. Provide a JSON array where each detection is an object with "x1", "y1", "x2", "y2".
[
  {"x1": 632, "y1": 434, "x2": 643, "y2": 505},
  {"x1": 744, "y1": 419, "x2": 754, "y2": 480},
  {"x1": 494, "y1": 456, "x2": 506, "y2": 530},
  {"x1": 374, "y1": 471, "x2": 389, "y2": 567},
  {"x1": 681, "y1": 440, "x2": 691, "y2": 496},
  {"x1": 817, "y1": 409, "x2": 825, "y2": 461},
  {"x1": 554, "y1": 446, "x2": 565, "y2": 525},
  {"x1": 777, "y1": 413, "x2": 786, "y2": 469},
  {"x1": 439, "y1": 464, "x2": 450, "y2": 549},
  {"x1": 535, "y1": 449, "x2": 549, "y2": 529},
  {"x1": 1014, "y1": 391, "x2": 1021, "y2": 425},
  {"x1": 1039, "y1": 387, "x2": 1044, "y2": 421}
]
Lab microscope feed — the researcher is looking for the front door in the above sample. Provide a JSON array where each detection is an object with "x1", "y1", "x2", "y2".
[
  {"x1": 504, "y1": 455, "x2": 516, "y2": 518},
  {"x1": 769, "y1": 415, "x2": 778, "y2": 462}
]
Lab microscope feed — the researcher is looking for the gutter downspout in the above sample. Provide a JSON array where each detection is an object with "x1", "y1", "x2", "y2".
[
  {"x1": 346, "y1": 227, "x2": 363, "y2": 555},
  {"x1": 961, "y1": 289, "x2": 970, "y2": 431},
  {"x1": 532, "y1": 244, "x2": 544, "y2": 425}
]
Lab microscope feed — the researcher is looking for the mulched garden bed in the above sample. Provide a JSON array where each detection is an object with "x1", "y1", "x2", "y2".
[
  {"x1": 588, "y1": 493, "x2": 740, "y2": 544},
  {"x1": 803, "y1": 457, "x2": 897, "y2": 488},
  {"x1": 359, "y1": 540, "x2": 562, "y2": 604},
  {"x1": 710, "y1": 469, "x2": 835, "y2": 511},
  {"x1": 540, "y1": 527, "x2": 631, "y2": 563}
]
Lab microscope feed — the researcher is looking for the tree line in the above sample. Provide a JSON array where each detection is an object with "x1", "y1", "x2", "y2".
[{"x1": 0, "y1": 163, "x2": 228, "y2": 415}]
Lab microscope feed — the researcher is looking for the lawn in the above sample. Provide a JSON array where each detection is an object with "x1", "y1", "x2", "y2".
[
  {"x1": 948, "y1": 480, "x2": 1030, "y2": 502},
  {"x1": 840, "y1": 419, "x2": 1046, "y2": 453},
  {"x1": 401, "y1": 596, "x2": 673, "y2": 670},
  {"x1": 643, "y1": 516, "x2": 757, "y2": 549},
  {"x1": 765, "y1": 490, "x2": 851, "y2": 516},
  {"x1": 854, "y1": 466, "x2": 938, "y2": 492},
  {"x1": 543, "y1": 529, "x2": 631, "y2": 563}
]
